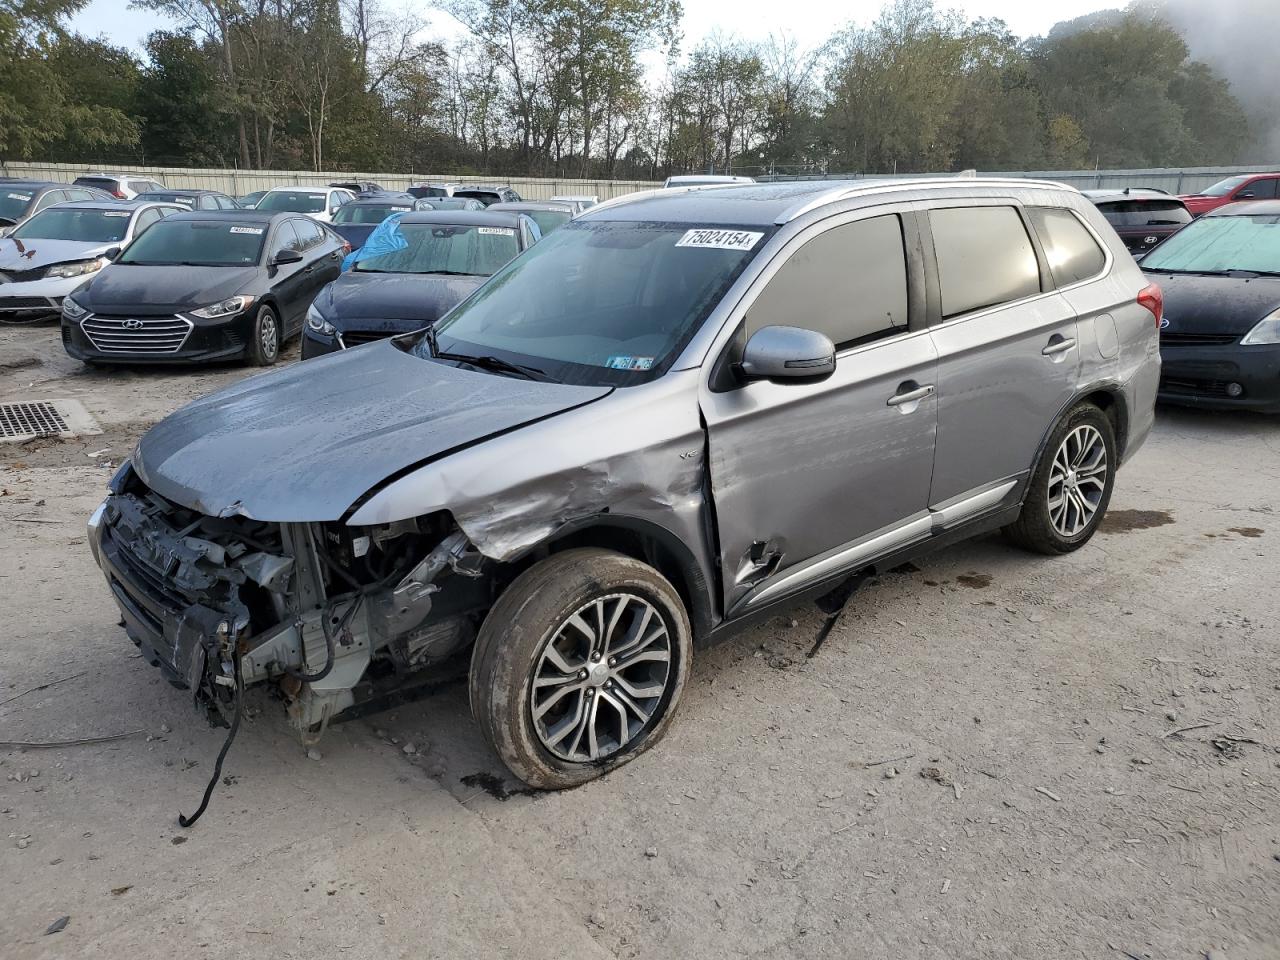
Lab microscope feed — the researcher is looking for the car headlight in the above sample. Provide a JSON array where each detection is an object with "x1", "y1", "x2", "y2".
[
  {"x1": 191, "y1": 295, "x2": 255, "y2": 319},
  {"x1": 61, "y1": 296, "x2": 88, "y2": 320},
  {"x1": 306, "y1": 305, "x2": 336, "y2": 336},
  {"x1": 45, "y1": 257, "x2": 109, "y2": 279},
  {"x1": 1241, "y1": 309, "x2": 1280, "y2": 345}
]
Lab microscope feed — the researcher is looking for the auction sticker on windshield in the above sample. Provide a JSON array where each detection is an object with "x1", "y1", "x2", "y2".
[
  {"x1": 229, "y1": 226, "x2": 264, "y2": 235},
  {"x1": 675, "y1": 228, "x2": 763, "y2": 251},
  {"x1": 7, "y1": 193, "x2": 31, "y2": 201},
  {"x1": 478, "y1": 227, "x2": 515, "y2": 236}
]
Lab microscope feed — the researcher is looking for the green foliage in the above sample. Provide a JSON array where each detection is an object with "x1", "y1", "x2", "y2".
[{"x1": 0, "y1": 0, "x2": 1257, "y2": 175}]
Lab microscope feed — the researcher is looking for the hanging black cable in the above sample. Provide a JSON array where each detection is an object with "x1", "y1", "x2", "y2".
[{"x1": 178, "y1": 653, "x2": 244, "y2": 829}]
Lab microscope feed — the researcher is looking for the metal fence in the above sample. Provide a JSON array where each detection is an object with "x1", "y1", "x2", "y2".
[
  {"x1": 3, "y1": 159, "x2": 1275, "y2": 198},
  {"x1": 0, "y1": 161, "x2": 661, "y2": 200}
]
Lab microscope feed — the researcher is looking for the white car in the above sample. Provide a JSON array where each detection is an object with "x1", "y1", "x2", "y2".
[
  {"x1": 407, "y1": 181, "x2": 465, "y2": 199},
  {"x1": 253, "y1": 186, "x2": 356, "y2": 223},
  {"x1": 549, "y1": 194, "x2": 599, "y2": 214},
  {"x1": 0, "y1": 199, "x2": 183, "y2": 324},
  {"x1": 662, "y1": 174, "x2": 756, "y2": 188},
  {"x1": 71, "y1": 172, "x2": 167, "y2": 199}
]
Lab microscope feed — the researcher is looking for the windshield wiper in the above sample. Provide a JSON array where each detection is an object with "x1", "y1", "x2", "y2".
[{"x1": 437, "y1": 349, "x2": 555, "y2": 382}]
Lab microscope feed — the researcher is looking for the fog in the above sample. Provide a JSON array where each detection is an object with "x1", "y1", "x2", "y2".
[{"x1": 1154, "y1": 0, "x2": 1280, "y2": 158}]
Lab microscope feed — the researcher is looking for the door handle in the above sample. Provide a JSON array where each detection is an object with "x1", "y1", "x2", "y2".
[
  {"x1": 886, "y1": 383, "x2": 935, "y2": 407},
  {"x1": 1041, "y1": 336, "x2": 1076, "y2": 356}
]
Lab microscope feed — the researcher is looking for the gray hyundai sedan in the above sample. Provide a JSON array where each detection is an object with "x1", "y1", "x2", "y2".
[{"x1": 88, "y1": 179, "x2": 1159, "y2": 793}]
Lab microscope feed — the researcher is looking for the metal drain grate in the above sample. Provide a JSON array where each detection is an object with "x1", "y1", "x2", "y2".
[
  {"x1": 0, "y1": 398, "x2": 101, "y2": 443},
  {"x1": 0, "y1": 401, "x2": 69, "y2": 439}
]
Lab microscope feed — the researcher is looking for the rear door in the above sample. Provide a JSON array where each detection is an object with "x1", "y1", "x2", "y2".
[
  {"x1": 702, "y1": 209, "x2": 939, "y2": 614},
  {"x1": 921, "y1": 202, "x2": 1080, "y2": 512}
]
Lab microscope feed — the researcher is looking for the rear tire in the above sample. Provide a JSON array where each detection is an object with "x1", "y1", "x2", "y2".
[
  {"x1": 246, "y1": 304, "x2": 280, "y2": 366},
  {"x1": 1006, "y1": 403, "x2": 1116, "y2": 554},
  {"x1": 469, "y1": 548, "x2": 692, "y2": 789}
]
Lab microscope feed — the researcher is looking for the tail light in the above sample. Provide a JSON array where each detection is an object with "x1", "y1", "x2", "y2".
[
  {"x1": 339, "y1": 239, "x2": 352, "y2": 254},
  {"x1": 1137, "y1": 282, "x2": 1163, "y2": 328},
  {"x1": 111, "y1": 190, "x2": 127, "y2": 199}
]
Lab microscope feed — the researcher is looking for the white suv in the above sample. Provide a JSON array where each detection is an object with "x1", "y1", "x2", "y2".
[{"x1": 72, "y1": 172, "x2": 167, "y2": 199}]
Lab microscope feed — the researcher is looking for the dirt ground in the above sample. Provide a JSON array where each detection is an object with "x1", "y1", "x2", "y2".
[{"x1": 2, "y1": 322, "x2": 1278, "y2": 960}]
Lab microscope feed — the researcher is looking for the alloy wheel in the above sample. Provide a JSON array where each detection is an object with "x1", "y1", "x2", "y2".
[
  {"x1": 530, "y1": 593, "x2": 673, "y2": 763},
  {"x1": 1047, "y1": 423, "x2": 1108, "y2": 537},
  {"x1": 260, "y1": 309, "x2": 278, "y2": 360}
]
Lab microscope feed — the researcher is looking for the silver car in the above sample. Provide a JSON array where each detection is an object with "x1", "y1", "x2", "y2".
[{"x1": 88, "y1": 179, "x2": 1159, "y2": 792}]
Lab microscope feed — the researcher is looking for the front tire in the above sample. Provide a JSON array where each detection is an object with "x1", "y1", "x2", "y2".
[
  {"x1": 1006, "y1": 403, "x2": 1116, "y2": 554},
  {"x1": 246, "y1": 304, "x2": 280, "y2": 366},
  {"x1": 469, "y1": 548, "x2": 692, "y2": 789}
]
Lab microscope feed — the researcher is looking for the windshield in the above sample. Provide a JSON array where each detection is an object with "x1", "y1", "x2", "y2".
[
  {"x1": 411, "y1": 220, "x2": 771, "y2": 386},
  {"x1": 1141, "y1": 214, "x2": 1280, "y2": 274},
  {"x1": 1199, "y1": 176, "x2": 1251, "y2": 197},
  {"x1": 139, "y1": 192, "x2": 197, "y2": 207},
  {"x1": 257, "y1": 190, "x2": 327, "y2": 213},
  {"x1": 117, "y1": 219, "x2": 265, "y2": 266},
  {"x1": 11, "y1": 207, "x2": 131, "y2": 243},
  {"x1": 1096, "y1": 199, "x2": 1191, "y2": 227},
  {"x1": 524, "y1": 209, "x2": 571, "y2": 234},
  {"x1": 333, "y1": 202, "x2": 411, "y2": 225},
  {"x1": 354, "y1": 222, "x2": 519, "y2": 276},
  {"x1": 0, "y1": 189, "x2": 34, "y2": 221}
]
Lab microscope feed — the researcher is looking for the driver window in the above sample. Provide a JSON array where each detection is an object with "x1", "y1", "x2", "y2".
[{"x1": 745, "y1": 214, "x2": 909, "y2": 349}]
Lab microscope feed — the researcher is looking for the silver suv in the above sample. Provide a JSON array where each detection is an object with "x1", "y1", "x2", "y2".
[{"x1": 88, "y1": 179, "x2": 1160, "y2": 790}]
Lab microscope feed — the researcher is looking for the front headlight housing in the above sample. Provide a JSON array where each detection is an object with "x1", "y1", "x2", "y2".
[
  {"x1": 1241, "y1": 309, "x2": 1280, "y2": 345},
  {"x1": 62, "y1": 296, "x2": 88, "y2": 320},
  {"x1": 45, "y1": 257, "x2": 109, "y2": 279},
  {"x1": 306, "y1": 304, "x2": 336, "y2": 336},
  {"x1": 191, "y1": 295, "x2": 255, "y2": 319}
]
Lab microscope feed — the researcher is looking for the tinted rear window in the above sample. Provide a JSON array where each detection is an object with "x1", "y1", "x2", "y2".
[
  {"x1": 408, "y1": 187, "x2": 447, "y2": 198},
  {"x1": 929, "y1": 207, "x2": 1041, "y2": 318},
  {"x1": 73, "y1": 177, "x2": 119, "y2": 190},
  {"x1": 117, "y1": 219, "x2": 266, "y2": 265},
  {"x1": 333, "y1": 202, "x2": 413, "y2": 225},
  {"x1": 454, "y1": 190, "x2": 500, "y2": 206},
  {"x1": 1095, "y1": 200, "x2": 1191, "y2": 227}
]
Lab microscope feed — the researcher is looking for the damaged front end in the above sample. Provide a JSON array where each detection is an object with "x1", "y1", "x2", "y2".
[{"x1": 90, "y1": 463, "x2": 492, "y2": 736}]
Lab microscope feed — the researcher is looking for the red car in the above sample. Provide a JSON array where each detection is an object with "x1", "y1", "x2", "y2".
[{"x1": 1179, "y1": 173, "x2": 1280, "y2": 216}]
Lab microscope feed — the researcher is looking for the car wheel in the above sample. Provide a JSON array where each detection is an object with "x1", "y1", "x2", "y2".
[
  {"x1": 1006, "y1": 403, "x2": 1116, "y2": 554},
  {"x1": 469, "y1": 547, "x2": 692, "y2": 789},
  {"x1": 247, "y1": 304, "x2": 280, "y2": 366}
]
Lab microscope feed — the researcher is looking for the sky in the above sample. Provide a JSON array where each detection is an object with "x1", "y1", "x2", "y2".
[{"x1": 71, "y1": 0, "x2": 1121, "y2": 56}]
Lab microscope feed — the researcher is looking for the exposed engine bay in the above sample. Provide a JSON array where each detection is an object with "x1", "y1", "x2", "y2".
[{"x1": 92, "y1": 464, "x2": 497, "y2": 737}]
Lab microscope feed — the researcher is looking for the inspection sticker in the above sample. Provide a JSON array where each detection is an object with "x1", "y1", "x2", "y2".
[
  {"x1": 170, "y1": 197, "x2": 195, "y2": 204},
  {"x1": 478, "y1": 227, "x2": 515, "y2": 236},
  {"x1": 7, "y1": 193, "x2": 32, "y2": 201},
  {"x1": 391, "y1": 205, "x2": 411, "y2": 211},
  {"x1": 103, "y1": 211, "x2": 130, "y2": 217},
  {"x1": 675, "y1": 228, "x2": 763, "y2": 251},
  {"x1": 230, "y1": 226, "x2": 264, "y2": 235},
  {"x1": 606, "y1": 355, "x2": 653, "y2": 370}
]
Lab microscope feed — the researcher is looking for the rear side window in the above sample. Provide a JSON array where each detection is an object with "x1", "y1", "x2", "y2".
[
  {"x1": 294, "y1": 217, "x2": 324, "y2": 248},
  {"x1": 929, "y1": 207, "x2": 1040, "y2": 318},
  {"x1": 748, "y1": 214, "x2": 909, "y2": 348},
  {"x1": 1027, "y1": 207, "x2": 1107, "y2": 286}
]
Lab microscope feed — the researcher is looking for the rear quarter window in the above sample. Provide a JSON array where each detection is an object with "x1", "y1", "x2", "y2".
[
  {"x1": 928, "y1": 206, "x2": 1041, "y2": 318},
  {"x1": 1095, "y1": 200, "x2": 1191, "y2": 227},
  {"x1": 1027, "y1": 207, "x2": 1107, "y2": 286}
]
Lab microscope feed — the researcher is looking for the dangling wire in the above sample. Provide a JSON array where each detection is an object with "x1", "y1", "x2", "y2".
[{"x1": 178, "y1": 653, "x2": 244, "y2": 829}]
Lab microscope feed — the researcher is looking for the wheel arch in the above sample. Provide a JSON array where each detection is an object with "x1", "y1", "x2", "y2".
[
  {"x1": 535, "y1": 516, "x2": 717, "y2": 643},
  {"x1": 1030, "y1": 383, "x2": 1129, "y2": 486}
]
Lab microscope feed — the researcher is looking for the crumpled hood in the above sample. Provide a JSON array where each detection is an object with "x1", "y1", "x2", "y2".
[
  {"x1": 133, "y1": 339, "x2": 612, "y2": 521},
  {"x1": 1145, "y1": 271, "x2": 1280, "y2": 336},
  {"x1": 80, "y1": 263, "x2": 261, "y2": 314},
  {"x1": 316, "y1": 270, "x2": 484, "y2": 326},
  {"x1": 0, "y1": 237, "x2": 115, "y2": 270}
]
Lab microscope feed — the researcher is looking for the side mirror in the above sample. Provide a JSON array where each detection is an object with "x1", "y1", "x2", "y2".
[
  {"x1": 104, "y1": 246, "x2": 122, "y2": 260},
  {"x1": 272, "y1": 249, "x2": 304, "y2": 266},
  {"x1": 739, "y1": 325, "x2": 836, "y2": 382},
  {"x1": 330, "y1": 205, "x2": 340, "y2": 215}
]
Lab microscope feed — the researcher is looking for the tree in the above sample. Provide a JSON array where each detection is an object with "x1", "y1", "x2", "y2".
[{"x1": 136, "y1": 32, "x2": 232, "y2": 164}]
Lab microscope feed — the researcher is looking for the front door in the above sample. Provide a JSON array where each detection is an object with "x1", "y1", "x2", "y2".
[{"x1": 701, "y1": 211, "x2": 939, "y2": 615}]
